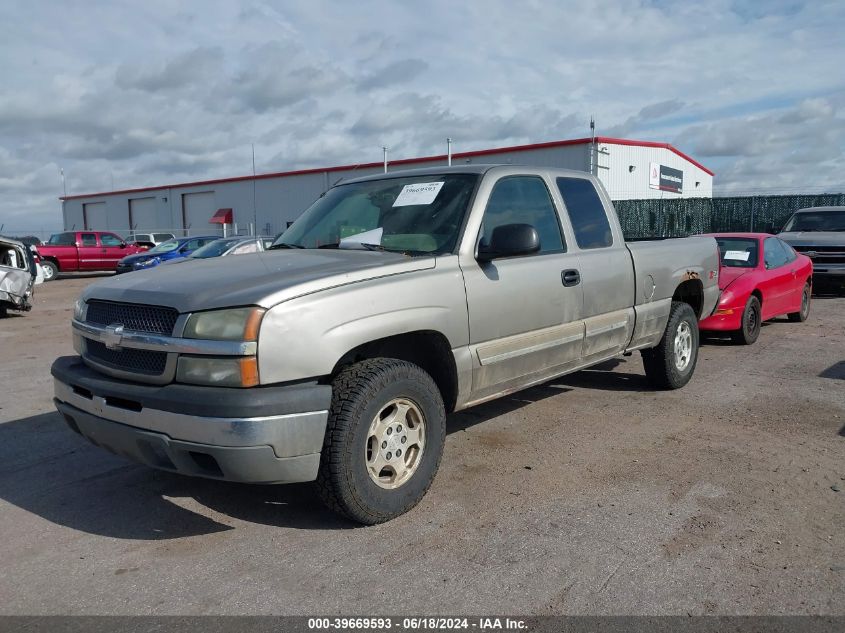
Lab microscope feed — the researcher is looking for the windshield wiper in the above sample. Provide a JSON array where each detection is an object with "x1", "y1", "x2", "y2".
[
  {"x1": 315, "y1": 242, "x2": 382, "y2": 250},
  {"x1": 268, "y1": 243, "x2": 305, "y2": 249}
]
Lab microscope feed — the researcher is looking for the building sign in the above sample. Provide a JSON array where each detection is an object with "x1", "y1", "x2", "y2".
[{"x1": 649, "y1": 163, "x2": 683, "y2": 194}]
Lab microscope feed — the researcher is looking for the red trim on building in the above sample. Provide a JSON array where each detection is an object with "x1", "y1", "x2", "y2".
[{"x1": 60, "y1": 136, "x2": 713, "y2": 201}]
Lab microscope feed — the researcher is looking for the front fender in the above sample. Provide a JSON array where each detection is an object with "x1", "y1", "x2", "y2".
[{"x1": 257, "y1": 256, "x2": 469, "y2": 384}]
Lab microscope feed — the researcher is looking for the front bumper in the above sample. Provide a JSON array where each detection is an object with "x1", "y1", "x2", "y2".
[
  {"x1": 810, "y1": 266, "x2": 845, "y2": 279},
  {"x1": 698, "y1": 306, "x2": 743, "y2": 332},
  {"x1": 52, "y1": 356, "x2": 331, "y2": 484}
]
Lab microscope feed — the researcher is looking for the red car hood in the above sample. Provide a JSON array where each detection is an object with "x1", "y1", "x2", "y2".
[{"x1": 718, "y1": 267, "x2": 753, "y2": 291}]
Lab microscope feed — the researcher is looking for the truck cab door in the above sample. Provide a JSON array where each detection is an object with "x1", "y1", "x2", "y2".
[
  {"x1": 77, "y1": 233, "x2": 101, "y2": 270},
  {"x1": 554, "y1": 177, "x2": 636, "y2": 362},
  {"x1": 459, "y1": 174, "x2": 585, "y2": 403}
]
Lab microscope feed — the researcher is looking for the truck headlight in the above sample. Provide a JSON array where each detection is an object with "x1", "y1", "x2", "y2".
[
  {"x1": 183, "y1": 307, "x2": 265, "y2": 341},
  {"x1": 73, "y1": 298, "x2": 87, "y2": 321},
  {"x1": 176, "y1": 356, "x2": 259, "y2": 388}
]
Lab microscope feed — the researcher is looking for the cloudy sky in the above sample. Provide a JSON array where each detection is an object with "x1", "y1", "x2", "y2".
[{"x1": 2, "y1": 0, "x2": 844, "y2": 235}]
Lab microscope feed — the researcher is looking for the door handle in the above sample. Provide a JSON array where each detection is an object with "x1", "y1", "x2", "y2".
[{"x1": 562, "y1": 269, "x2": 581, "y2": 287}]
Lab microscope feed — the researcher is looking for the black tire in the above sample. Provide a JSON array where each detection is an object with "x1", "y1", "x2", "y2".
[
  {"x1": 788, "y1": 283, "x2": 811, "y2": 322},
  {"x1": 641, "y1": 301, "x2": 699, "y2": 390},
  {"x1": 41, "y1": 260, "x2": 58, "y2": 281},
  {"x1": 316, "y1": 358, "x2": 446, "y2": 525},
  {"x1": 0, "y1": 305, "x2": 7, "y2": 318},
  {"x1": 731, "y1": 295, "x2": 762, "y2": 345}
]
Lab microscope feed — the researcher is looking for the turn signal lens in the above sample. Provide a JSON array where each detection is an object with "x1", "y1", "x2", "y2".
[
  {"x1": 176, "y1": 355, "x2": 260, "y2": 387},
  {"x1": 716, "y1": 308, "x2": 734, "y2": 315}
]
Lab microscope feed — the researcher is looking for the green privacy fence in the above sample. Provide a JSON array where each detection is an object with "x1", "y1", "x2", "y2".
[{"x1": 614, "y1": 194, "x2": 845, "y2": 240}]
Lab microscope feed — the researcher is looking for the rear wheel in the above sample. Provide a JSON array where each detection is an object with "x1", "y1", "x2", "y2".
[
  {"x1": 642, "y1": 301, "x2": 699, "y2": 390},
  {"x1": 731, "y1": 295, "x2": 762, "y2": 345},
  {"x1": 41, "y1": 261, "x2": 58, "y2": 281},
  {"x1": 316, "y1": 358, "x2": 446, "y2": 525},
  {"x1": 788, "y1": 283, "x2": 811, "y2": 322}
]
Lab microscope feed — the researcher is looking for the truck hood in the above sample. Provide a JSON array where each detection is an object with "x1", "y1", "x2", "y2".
[
  {"x1": 82, "y1": 249, "x2": 436, "y2": 313},
  {"x1": 778, "y1": 231, "x2": 845, "y2": 247}
]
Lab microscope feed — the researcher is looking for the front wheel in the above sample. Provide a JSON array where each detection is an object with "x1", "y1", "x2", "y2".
[
  {"x1": 731, "y1": 295, "x2": 762, "y2": 345},
  {"x1": 316, "y1": 358, "x2": 446, "y2": 525},
  {"x1": 41, "y1": 261, "x2": 58, "y2": 281},
  {"x1": 642, "y1": 301, "x2": 699, "y2": 390},
  {"x1": 788, "y1": 283, "x2": 811, "y2": 322}
]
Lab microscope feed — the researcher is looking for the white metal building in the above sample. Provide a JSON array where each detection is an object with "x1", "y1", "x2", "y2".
[{"x1": 60, "y1": 137, "x2": 714, "y2": 238}]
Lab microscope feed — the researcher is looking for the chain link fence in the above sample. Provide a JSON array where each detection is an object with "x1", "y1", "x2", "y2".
[{"x1": 615, "y1": 193, "x2": 845, "y2": 240}]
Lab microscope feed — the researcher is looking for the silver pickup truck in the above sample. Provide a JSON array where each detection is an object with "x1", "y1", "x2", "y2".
[{"x1": 52, "y1": 165, "x2": 719, "y2": 524}]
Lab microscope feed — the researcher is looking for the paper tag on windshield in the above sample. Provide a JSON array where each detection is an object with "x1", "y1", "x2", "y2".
[
  {"x1": 724, "y1": 250, "x2": 751, "y2": 261},
  {"x1": 392, "y1": 182, "x2": 445, "y2": 207}
]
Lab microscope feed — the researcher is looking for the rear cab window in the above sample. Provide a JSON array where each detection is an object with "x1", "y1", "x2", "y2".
[
  {"x1": 555, "y1": 177, "x2": 613, "y2": 249},
  {"x1": 47, "y1": 233, "x2": 76, "y2": 246}
]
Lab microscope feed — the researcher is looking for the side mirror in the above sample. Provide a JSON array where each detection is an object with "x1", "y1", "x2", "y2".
[
  {"x1": 120, "y1": 242, "x2": 127, "y2": 248},
  {"x1": 477, "y1": 223, "x2": 540, "y2": 262}
]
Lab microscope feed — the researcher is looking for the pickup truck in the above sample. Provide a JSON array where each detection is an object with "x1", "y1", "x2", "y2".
[
  {"x1": 778, "y1": 206, "x2": 845, "y2": 288},
  {"x1": 38, "y1": 231, "x2": 147, "y2": 281},
  {"x1": 52, "y1": 165, "x2": 720, "y2": 524}
]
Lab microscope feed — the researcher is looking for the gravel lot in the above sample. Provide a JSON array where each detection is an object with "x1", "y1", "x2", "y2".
[{"x1": 1, "y1": 275, "x2": 843, "y2": 615}]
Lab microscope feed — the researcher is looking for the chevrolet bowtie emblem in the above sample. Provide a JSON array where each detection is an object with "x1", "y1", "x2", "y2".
[{"x1": 103, "y1": 324, "x2": 125, "y2": 350}]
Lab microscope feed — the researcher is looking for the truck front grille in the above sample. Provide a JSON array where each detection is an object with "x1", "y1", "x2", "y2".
[
  {"x1": 86, "y1": 300, "x2": 178, "y2": 335},
  {"x1": 86, "y1": 340, "x2": 168, "y2": 376},
  {"x1": 86, "y1": 339, "x2": 167, "y2": 376}
]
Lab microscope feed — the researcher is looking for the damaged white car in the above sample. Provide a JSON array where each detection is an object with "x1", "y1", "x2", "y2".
[{"x1": 0, "y1": 236, "x2": 40, "y2": 318}]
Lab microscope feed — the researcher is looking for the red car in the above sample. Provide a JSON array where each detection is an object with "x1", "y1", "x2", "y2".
[{"x1": 699, "y1": 233, "x2": 813, "y2": 344}]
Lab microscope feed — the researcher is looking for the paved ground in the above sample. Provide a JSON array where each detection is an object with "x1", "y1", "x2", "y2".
[{"x1": 1, "y1": 275, "x2": 843, "y2": 615}]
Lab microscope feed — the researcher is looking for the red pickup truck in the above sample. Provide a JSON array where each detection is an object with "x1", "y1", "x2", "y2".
[{"x1": 38, "y1": 231, "x2": 147, "y2": 281}]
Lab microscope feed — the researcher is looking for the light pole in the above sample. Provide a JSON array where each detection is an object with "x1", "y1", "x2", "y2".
[
  {"x1": 60, "y1": 168, "x2": 67, "y2": 197},
  {"x1": 383, "y1": 146, "x2": 388, "y2": 173}
]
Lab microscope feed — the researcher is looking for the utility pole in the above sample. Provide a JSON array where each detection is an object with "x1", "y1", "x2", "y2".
[
  {"x1": 383, "y1": 146, "x2": 388, "y2": 173},
  {"x1": 589, "y1": 116, "x2": 596, "y2": 175},
  {"x1": 252, "y1": 144, "x2": 257, "y2": 236},
  {"x1": 60, "y1": 168, "x2": 67, "y2": 197}
]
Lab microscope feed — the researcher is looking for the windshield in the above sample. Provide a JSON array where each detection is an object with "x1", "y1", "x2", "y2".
[
  {"x1": 715, "y1": 237, "x2": 759, "y2": 268},
  {"x1": 272, "y1": 173, "x2": 480, "y2": 254},
  {"x1": 783, "y1": 210, "x2": 845, "y2": 232},
  {"x1": 190, "y1": 238, "x2": 243, "y2": 258},
  {"x1": 148, "y1": 239, "x2": 181, "y2": 254}
]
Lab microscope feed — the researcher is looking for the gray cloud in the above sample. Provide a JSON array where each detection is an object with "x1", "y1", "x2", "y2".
[
  {"x1": 115, "y1": 47, "x2": 224, "y2": 92},
  {"x1": 358, "y1": 59, "x2": 428, "y2": 90},
  {"x1": 1, "y1": 0, "x2": 845, "y2": 235}
]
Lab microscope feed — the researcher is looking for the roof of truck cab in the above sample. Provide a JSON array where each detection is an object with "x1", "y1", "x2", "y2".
[
  {"x1": 794, "y1": 206, "x2": 845, "y2": 213},
  {"x1": 702, "y1": 232, "x2": 773, "y2": 239},
  {"x1": 341, "y1": 164, "x2": 596, "y2": 184}
]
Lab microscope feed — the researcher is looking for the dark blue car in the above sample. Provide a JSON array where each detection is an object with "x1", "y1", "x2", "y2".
[{"x1": 116, "y1": 236, "x2": 219, "y2": 273}]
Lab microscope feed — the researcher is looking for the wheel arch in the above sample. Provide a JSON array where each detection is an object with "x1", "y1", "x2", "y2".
[
  {"x1": 672, "y1": 279, "x2": 704, "y2": 319},
  {"x1": 331, "y1": 330, "x2": 459, "y2": 413}
]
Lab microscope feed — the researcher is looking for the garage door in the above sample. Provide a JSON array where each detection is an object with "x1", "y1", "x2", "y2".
[
  {"x1": 84, "y1": 202, "x2": 108, "y2": 230},
  {"x1": 182, "y1": 192, "x2": 217, "y2": 236},
  {"x1": 129, "y1": 197, "x2": 157, "y2": 232}
]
